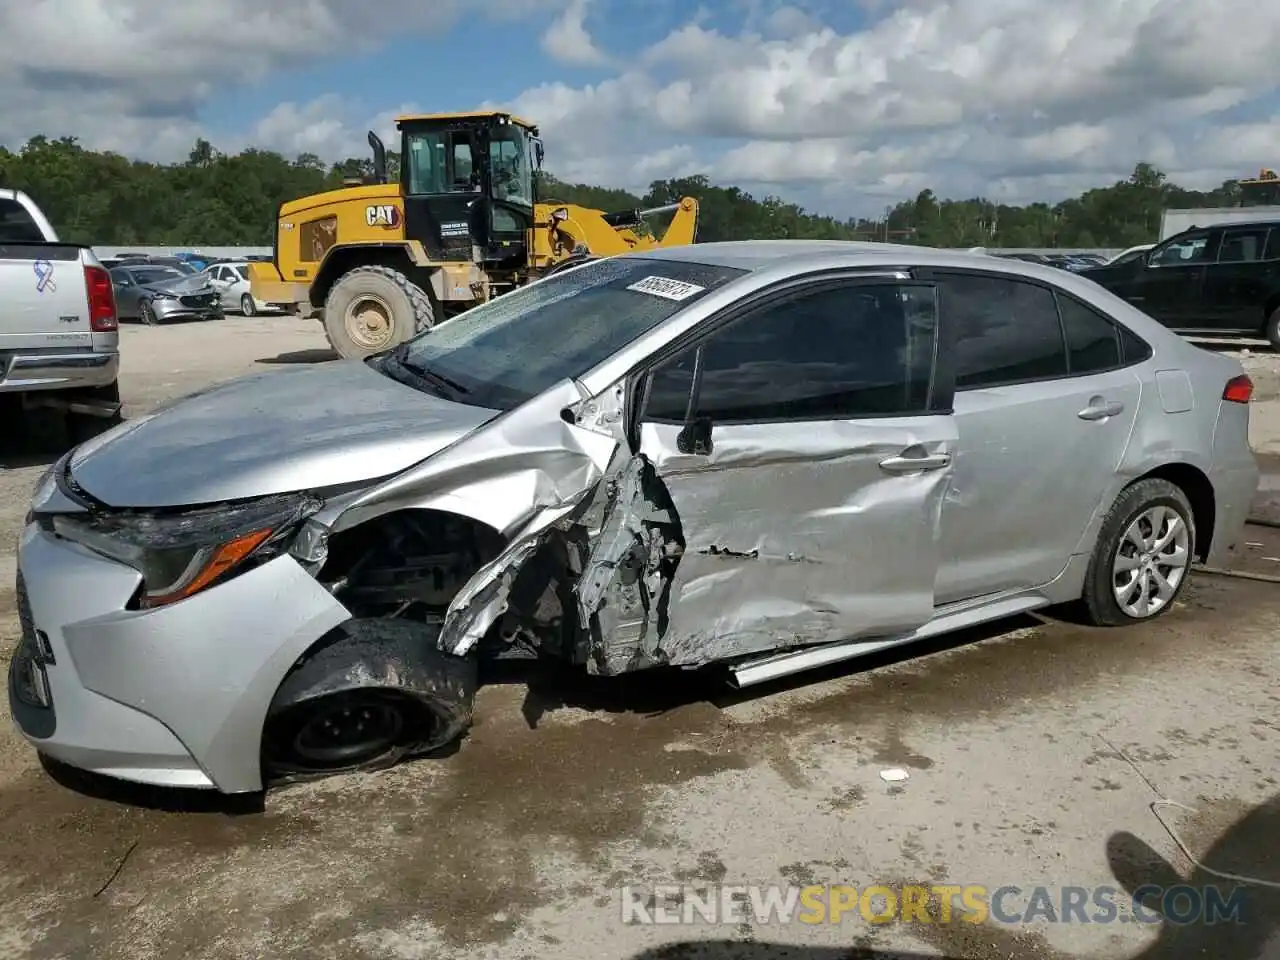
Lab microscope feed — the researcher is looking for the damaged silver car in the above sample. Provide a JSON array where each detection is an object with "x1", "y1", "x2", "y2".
[{"x1": 10, "y1": 241, "x2": 1258, "y2": 794}]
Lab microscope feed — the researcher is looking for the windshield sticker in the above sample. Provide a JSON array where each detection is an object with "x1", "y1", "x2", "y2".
[{"x1": 626, "y1": 276, "x2": 705, "y2": 301}]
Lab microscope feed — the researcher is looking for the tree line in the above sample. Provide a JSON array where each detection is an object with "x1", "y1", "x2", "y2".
[{"x1": 0, "y1": 135, "x2": 1253, "y2": 249}]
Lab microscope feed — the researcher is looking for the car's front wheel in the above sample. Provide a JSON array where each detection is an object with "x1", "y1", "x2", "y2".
[
  {"x1": 140, "y1": 301, "x2": 158, "y2": 326},
  {"x1": 241, "y1": 293, "x2": 257, "y2": 317},
  {"x1": 1080, "y1": 478, "x2": 1195, "y2": 626}
]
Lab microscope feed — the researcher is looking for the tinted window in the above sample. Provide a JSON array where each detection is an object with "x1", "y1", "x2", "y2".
[
  {"x1": 1119, "y1": 325, "x2": 1152, "y2": 364},
  {"x1": 940, "y1": 277, "x2": 1066, "y2": 389},
  {"x1": 646, "y1": 283, "x2": 937, "y2": 423},
  {"x1": 1264, "y1": 229, "x2": 1280, "y2": 262},
  {"x1": 235, "y1": 265, "x2": 249, "y2": 279},
  {"x1": 1151, "y1": 234, "x2": 1209, "y2": 266},
  {"x1": 1218, "y1": 228, "x2": 1270, "y2": 263},
  {"x1": 1057, "y1": 294, "x2": 1120, "y2": 373},
  {"x1": 0, "y1": 198, "x2": 45, "y2": 242},
  {"x1": 394, "y1": 257, "x2": 746, "y2": 411},
  {"x1": 109, "y1": 268, "x2": 132, "y2": 284}
]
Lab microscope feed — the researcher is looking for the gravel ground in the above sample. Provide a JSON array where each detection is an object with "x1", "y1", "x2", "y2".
[{"x1": 0, "y1": 320, "x2": 1278, "y2": 960}]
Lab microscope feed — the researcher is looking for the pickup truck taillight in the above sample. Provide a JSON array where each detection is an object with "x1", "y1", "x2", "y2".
[{"x1": 84, "y1": 264, "x2": 118, "y2": 331}]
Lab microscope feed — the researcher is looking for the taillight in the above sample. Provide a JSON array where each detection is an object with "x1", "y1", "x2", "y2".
[
  {"x1": 83, "y1": 264, "x2": 118, "y2": 332},
  {"x1": 1223, "y1": 374, "x2": 1253, "y2": 404}
]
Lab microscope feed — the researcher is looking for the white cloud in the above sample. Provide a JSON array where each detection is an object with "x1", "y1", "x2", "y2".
[
  {"x1": 0, "y1": 0, "x2": 555, "y2": 161},
  {"x1": 3, "y1": 0, "x2": 1280, "y2": 214},
  {"x1": 540, "y1": 0, "x2": 609, "y2": 66},
  {"x1": 498, "y1": 0, "x2": 1280, "y2": 206}
]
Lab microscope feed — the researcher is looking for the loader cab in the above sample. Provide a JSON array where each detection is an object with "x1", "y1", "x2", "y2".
[{"x1": 396, "y1": 112, "x2": 542, "y2": 267}]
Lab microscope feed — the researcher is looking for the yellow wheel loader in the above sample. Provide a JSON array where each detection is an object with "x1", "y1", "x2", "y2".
[{"x1": 248, "y1": 111, "x2": 700, "y2": 358}]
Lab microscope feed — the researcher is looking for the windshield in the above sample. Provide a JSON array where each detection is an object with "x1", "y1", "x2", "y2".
[
  {"x1": 130, "y1": 268, "x2": 183, "y2": 284},
  {"x1": 387, "y1": 257, "x2": 747, "y2": 410},
  {"x1": 489, "y1": 124, "x2": 533, "y2": 207}
]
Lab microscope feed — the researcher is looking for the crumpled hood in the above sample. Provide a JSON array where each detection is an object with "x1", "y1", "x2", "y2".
[
  {"x1": 68, "y1": 361, "x2": 500, "y2": 508},
  {"x1": 145, "y1": 276, "x2": 208, "y2": 295}
]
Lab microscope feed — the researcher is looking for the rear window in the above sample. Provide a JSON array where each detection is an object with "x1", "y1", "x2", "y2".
[
  {"x1": 392, "y1": 257, "x2": 746, "y2": 410},
  {"x1": 0, "y1": 198, "x2": 45, "y2": 242}
]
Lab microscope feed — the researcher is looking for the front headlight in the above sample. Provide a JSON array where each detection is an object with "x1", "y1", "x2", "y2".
[{"x1": 52, "y1": 493, "x2": 322, "y2": 608}]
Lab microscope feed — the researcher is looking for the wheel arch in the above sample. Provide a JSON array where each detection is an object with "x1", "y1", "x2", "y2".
[
  {"x1": 1127, "y1": 461, "x2": 1215, "y2": 562},
  {"x1": 309, "y1": 243, "x2": 436, "y2": 308}
]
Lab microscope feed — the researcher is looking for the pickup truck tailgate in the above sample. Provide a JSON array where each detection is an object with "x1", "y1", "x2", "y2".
[{"x1": 0, "y1": 243, "x2": 94, "y2": 351}]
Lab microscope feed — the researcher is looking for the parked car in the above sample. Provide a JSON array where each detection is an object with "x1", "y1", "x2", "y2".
[
  {"x1": 1105, "y1": 244, "x2": 1155, "y2": 265},
  {"x1": 1078, "y1": 219, "x2": 1280, "y2": 347},
  {"x1": 0, "y1": 188, "x2": 121, "y2": 440},
  {"x1": 11, "y1": 241, "x2": 1258, "y2": 795},
  {"x1": 200, "y1": 261, "x2": 273, "y2": 316},
  {"x1": 109, "y1": 264, "x2": 223, "y2": 324}
]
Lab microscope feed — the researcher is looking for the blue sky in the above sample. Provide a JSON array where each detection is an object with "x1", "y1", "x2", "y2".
[{"x1": 3, "y1": 0, "x2": 1278, "y2": 219}]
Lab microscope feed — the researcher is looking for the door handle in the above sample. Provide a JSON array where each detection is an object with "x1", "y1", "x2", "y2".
[
  {"x1": 1078, "y1": 398, "x2": 1124, "y2": 421},
  {"x1": 879, "y1": 453, "x2": 951, "y2": 474}
]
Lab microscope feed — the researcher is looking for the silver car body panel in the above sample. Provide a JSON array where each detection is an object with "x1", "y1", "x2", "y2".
[
  {"x1": 12, "y1": 240, "x2": 1258, "y2": 792},
  {"x1": 67, "y1": 361, "x2": 498, "y2": 507}
]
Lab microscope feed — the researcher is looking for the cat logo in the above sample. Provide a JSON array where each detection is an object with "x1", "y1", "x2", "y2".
[{"x1": 365, "y1": 204, "x2": 401, "y2": 228}]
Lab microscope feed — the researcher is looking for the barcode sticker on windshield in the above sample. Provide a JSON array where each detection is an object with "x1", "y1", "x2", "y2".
[{"x1": 626, "y1": 276, "x2": 706, "y2": 301}]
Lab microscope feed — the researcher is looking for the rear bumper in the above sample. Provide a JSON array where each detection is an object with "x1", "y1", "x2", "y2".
[
  {"x1": 0, "y1": 350, "x2": 118, "y2": 394},
  {"x1": 1206, "y1": 459, "x2": 1259, "y2": 567}
]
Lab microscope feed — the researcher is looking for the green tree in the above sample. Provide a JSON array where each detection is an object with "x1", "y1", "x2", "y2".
[{"x1": 0, "y1": 135, "x2": 1255, "y2": 247}]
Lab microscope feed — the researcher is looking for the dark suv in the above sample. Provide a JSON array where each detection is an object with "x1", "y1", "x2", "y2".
[{"x1": 1078, "y1": 218, "x2": 1280, "y2": 347}]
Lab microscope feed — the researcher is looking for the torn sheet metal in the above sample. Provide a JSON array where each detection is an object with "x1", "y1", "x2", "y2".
[
  {"x1": 332, "y1": 379, "x2": 618, "y2": 539},
  {"x1": 575, "y1": 453, "x2": 685, "y2": 675},
  {"x1": 594, "y1": 416, "x2": 956, "y2": 668}
]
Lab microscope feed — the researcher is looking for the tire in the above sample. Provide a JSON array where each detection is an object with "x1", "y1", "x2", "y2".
[
  {"x1": 1265, "y1": 305, "x2": 1280, "y2": 351},
  {"x1": 321, "y1": 265, "x2": 435, "y2": 359},
  {"x1": 261, "y1": 620, "x2": 476, "y2": 785},
  {"x1": 1079, "y1": 478, "x2": 1195, "y2": 627},
  {"x1": 240, "y1": 293, "x2": 257, "y2": 317},
  {"x1": 140, "y1": 300, "x2": 158, "y2": 326}
]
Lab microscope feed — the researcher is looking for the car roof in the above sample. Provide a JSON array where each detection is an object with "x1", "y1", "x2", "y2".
[
  {"x1": 1184, "y1": 217, "x2": 1280, "y2": 231},
  {"x1": 624, "y1": 239, "x2": 1096, "y2": 285}
]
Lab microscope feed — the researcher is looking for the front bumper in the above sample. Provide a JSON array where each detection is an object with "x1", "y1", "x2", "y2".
[
  {"x1": 9, "y1": 522, "x2": 349, "y2": 793},
  {"x1": 150, "y1": 299, "x2": 223, "y2": 322},
  {"x1": 0, "y1": 351, "x2": 119, "y2": 394}
]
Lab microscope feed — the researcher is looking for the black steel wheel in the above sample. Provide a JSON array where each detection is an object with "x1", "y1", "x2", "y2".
[{"x1": 264, "y1": 689, "x2": 440, "y2": 775}]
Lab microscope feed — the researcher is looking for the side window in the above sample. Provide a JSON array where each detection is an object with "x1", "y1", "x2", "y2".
[
  {"x1": 940, "y1": 276, "x2": 1066, "y2": 389},
  {"x1": 0, "y1": 198, "x2": 45, "y2": 242},
  {"x1": 1119, "y1": 325, "x2": 1152, "y2": 364},
  {"x1": 1218, "y1": 228, "x2": 1269, "y2": 263},
  {"x1": 644, "y1": 283, "x2": 938, "y2": 423},
  {"x1": 1057, "y1": 293, "x2": 1121, "y2": 373},
  {"x1": 1151, "y1": 233, "x2": 1210, "y2": 267},
  {"x1": 1264, "y1": 229, "x2": 1280, "y2": 262}
]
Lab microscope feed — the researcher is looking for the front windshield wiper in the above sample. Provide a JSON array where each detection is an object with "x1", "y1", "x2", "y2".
[{"x1": 388, "y1": 344, "x2": 470, "y2": 395}]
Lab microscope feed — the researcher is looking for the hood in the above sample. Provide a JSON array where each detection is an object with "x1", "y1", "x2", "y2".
[
  {"x1": 68, "y1": 361, "x2": 500, "y2": 508},
  {"x1": 146, "y1": 275, "x2": 208, "y2": 294}
]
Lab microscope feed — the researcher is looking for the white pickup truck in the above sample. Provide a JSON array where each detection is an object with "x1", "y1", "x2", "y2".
[{"x1": 0, "y1": 189, "x2": 120, "y2": 441}]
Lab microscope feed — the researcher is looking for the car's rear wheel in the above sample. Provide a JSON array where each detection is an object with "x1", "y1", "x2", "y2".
[{"x1": 1079, "y1": 478, "x2": 1195, "y2": 626}]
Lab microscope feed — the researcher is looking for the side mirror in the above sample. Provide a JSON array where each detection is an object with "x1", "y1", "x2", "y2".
[{"x1": 677, "y1": 416, "x2": 713, "y2": 455}]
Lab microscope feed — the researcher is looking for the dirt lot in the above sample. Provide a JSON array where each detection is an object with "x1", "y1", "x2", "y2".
[{"x1": 1, "y1": 319, "x2": 1279, "y2": 960}]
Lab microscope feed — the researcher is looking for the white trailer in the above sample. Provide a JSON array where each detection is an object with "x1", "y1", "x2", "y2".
[{"x1": 1159, "y1": 206, "x2": 1278, "y2": 240}]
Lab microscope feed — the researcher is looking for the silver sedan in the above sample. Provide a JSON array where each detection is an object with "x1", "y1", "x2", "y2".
[
  {"x1": 109, "y1": 264, "x2": 223, "y2": 324},
  {"x1": 11, "y1": 241, "x2": 1258, "y2": 794}
]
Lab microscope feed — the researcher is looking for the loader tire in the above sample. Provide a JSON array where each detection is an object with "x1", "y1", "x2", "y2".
[{"x1": 322, "y1": 265, "x2": 435, "y2": 359}]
